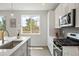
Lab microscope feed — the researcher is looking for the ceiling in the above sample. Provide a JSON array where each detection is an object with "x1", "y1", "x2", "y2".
[{"x1": 0, "y1": 3, "x2": 59, "y2": 10}]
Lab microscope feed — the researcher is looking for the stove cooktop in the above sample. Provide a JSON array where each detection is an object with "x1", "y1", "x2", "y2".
[{"x1": 54, "y1": 38, "x2": 79, "y2": 46}]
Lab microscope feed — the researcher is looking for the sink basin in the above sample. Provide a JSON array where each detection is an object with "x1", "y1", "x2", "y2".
[{"x1": 0, "y1": 40, "x2": 22, "y2": 49}]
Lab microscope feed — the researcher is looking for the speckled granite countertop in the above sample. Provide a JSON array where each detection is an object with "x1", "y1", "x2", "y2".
[{"x1": 0, "y1": 36, "x2": 31, "y2": 56}]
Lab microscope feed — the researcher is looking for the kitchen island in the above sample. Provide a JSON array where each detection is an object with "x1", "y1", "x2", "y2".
[{"x1": 0, "y1": 36, "x2": 31, "y2": 56}]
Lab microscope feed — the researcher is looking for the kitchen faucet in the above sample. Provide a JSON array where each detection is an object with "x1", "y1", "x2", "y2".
[
  {"x1": 2, "y1": 30, "x2": 9, "y2": 44},
  {"x1": 2, "y1": 30, "x2": 4, "y2": 44}
]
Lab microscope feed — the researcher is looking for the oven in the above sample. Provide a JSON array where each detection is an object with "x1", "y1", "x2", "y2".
[
  {"x1": 53, "y1": 43, "x2": 62, "y2": 56},
  {"x1": 53, "y1": 33, "x2": 79, "y2": 56}
]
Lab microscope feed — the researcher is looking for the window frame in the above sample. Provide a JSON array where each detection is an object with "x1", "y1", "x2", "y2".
[{"x1": 21, "y1": 15, "x2": 40, "y2": 35}]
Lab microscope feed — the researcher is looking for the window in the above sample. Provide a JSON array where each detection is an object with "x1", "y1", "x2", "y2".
[
  {"x1": 0, "y1": 16, "x2": 6, "y2": 30},
  {"x1": 0, "y1": 16, "x2": 6, "y2": 40},
  {"x1": 21, "y1": 15, "x2": 40, "y2": 35}
]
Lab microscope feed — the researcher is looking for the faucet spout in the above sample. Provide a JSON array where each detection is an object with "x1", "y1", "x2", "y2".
[
  {"x1": 2, "y1": 31, "x2": 4, "y2": 44},
  {"x1": 1, "y1": 30, "x2": 9, "y2": 44}
]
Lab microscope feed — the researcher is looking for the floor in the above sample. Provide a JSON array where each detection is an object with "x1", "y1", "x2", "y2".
[{"x1": 29, "y1": 46, "x2": 51, "y2": 56}]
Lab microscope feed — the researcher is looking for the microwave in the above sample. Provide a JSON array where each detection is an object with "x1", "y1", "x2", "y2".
[{"x1": 59, "y1": 9, "x2": 76, "y2": 27}]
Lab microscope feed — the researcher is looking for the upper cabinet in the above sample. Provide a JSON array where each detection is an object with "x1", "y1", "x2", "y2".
[
  {"x1": 55, "y1": 4, "x2": 62, "y2": 28},
  {"x1": 63, "y1": 4, "x2": 76, "y2": 14},
  {"x1": 75, "y1": 4, "x2": 79, "y2": 27},
  {"x1": 55, "y1": 3, "x2": 78, "y2": 28},
  {"x1": 48, "y1": 10, "x2": 55, "y2": 36}
]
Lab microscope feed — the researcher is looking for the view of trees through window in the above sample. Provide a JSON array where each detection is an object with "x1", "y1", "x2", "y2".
[
  {"x1": 21, "y1": 15, "x2": 40, "y2": 34},
  {"x1": 0, "y1": 16, "x2": 6, "y2": 30}
]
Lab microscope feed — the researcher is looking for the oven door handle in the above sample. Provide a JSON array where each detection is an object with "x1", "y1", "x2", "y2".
[{"x1": 53, "y1": 44, "x2": 62, "y2": 52}]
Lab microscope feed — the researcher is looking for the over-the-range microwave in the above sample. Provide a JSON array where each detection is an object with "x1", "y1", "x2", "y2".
[{"x1": 59, "y1": 9, "x2": 76, "y2": 28}]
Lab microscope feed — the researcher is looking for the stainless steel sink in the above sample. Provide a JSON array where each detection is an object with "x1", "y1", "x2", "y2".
[{"x1": 0, "y1": 40, "x2": 22, "y2": 49}]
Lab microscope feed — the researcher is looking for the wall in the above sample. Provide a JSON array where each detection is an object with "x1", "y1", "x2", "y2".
[{"x1": 0, "y1": 10, "x2": 48, "y2": 46}]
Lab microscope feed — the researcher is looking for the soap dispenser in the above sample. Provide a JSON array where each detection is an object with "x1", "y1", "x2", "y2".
[{"x1": 17, "y1": 30, "x2": 20, "y2": 39}]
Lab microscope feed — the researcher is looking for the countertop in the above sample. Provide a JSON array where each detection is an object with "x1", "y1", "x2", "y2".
[{"x1": 0, "y1": 36, "x2": 31, "y2": 56}]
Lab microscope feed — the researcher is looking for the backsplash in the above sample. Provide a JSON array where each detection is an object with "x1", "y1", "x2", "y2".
[{"x1": 61, "y1": 27, "x2": 79, "y2": 37}]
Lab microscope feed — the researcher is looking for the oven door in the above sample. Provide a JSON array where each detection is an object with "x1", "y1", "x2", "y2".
[{"x1": 53, "y1": 44, "x2": 62, "y2": 56}]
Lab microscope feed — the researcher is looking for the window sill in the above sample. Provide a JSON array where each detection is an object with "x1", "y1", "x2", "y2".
[{"x1": 21, "y1": 33, "x2": 40, "y2": 36}]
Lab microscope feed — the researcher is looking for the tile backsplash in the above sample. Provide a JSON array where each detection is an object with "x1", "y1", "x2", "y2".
[{"x1": 61, "y1": 27, "x2": 79, "y2": 37}]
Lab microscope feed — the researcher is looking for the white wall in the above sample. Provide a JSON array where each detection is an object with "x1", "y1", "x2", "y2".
[{"x1": 0, "y1": 10, "x2": 48, "y2": 46}]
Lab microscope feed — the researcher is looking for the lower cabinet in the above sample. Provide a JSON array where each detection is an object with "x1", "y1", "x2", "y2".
[
  {"x1": 48, "y1": 36, "x2": 54, "y2": 56},
  {"x1": 63, "y1": 46, "x2": 79, "y2": 56},
  {"x1": 10, "y1": 41, "x2": 28, "y2": 56},
  {"x1": 27, "y1": 38, "x2": 31, "y2": 56}
]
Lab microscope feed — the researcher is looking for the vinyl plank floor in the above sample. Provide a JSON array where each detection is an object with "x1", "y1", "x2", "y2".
[{"x1": 29, "y1": 46, "x2": 51, "y2": 56}]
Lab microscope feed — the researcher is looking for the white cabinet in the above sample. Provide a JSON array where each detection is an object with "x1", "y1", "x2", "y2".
[
  {"x1": 55, "y1": 9, "x2": 60, "y2": 28},
  {"x1": 11, "y1": 41, "x2": 27, "y2": 56},
  {"x1": 75, "y1": 4, "x2": 79, "y2": 27},
  {"x1": 10, "y1": 38, "x2": 31, "y2": 56},
  {"x1": 48, "y1": 10, "x2": 55, "y2": 36},
  {"x1": 55, "y1": 5, "x2": 61, "y2": 28},
  {"x1": 62, "y1": 3, "x2": 76, "y2": 14},
  {"x1": 60, "y1": 4, "x2": 67, "y2": 16},
  {"x1": 48, "y1": 36, "x2": 54, "y2": 55},
  {"x1": 67, "y1": 3, "x2": 79, "y2": 27},
  {"x1": 55, "y1": 3, "x2": 76, "y2": 28},
  {"x1": 68, "y1": 4, "x2": 76, "y2": 12},
  {"x1": 55, "y1": 4, "x2": 65, "y2": 28},
  {"x1": 63, "y1": 46, "x2": 79, "y2": 56}
]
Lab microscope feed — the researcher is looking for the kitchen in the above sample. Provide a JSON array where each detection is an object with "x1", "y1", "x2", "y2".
[
  {"x1": 0, "y1": 3, "x2": 79, "y2": 56},
  {"x1": 48, "y1": 3, "x2": 79, "y2": 56}
]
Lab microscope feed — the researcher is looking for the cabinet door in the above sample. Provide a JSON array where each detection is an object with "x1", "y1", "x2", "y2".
[
  {"x1": 48, "y1": 10, "x2": 55, "y2": 36},
  {"x1": 11, "y1": 42, "x2": 27, "y2": 56},
  {"x1": 60, "y1": 4, "x2": 65, "y2": 16},
  {"x1": 55, "y1": 7, "x2": 60, "y2": 28},
  {"x1": 63, "y1": 46, "x2": 79, "y2": 56},
  {"x1": 50, "y1": 42, "x2": 53, "y2": 55},
  {"x1": 11, "y1": 46, "x2": 24, "y2": 56},
  {"x1": 27, "y1": 38, "x2": 31, "y2": 56},
  {"x1": 48, "y1": 36, "x2": 52, "y2": 51},
  {"x1": 55, "y1": 3, "x2": 76, "y2": 28},
  {"x1": 68, "y1": 4, "x2": 76, "y2": 12},
  {"x1": 47, "y1": 37, "x2": 53, "y2": 55},
  {"x1": 62, "y1": 4, "x2": 69, "y2": 15},
  {"x1": 63, "y1": 3, "x2": 75, "y2": 14},
  {"x1": 75, "y1": 4, "x2": 79, "y2": 27},
  {"x1": 55, "y1": 4, "x2": 64, "y2": 28}
]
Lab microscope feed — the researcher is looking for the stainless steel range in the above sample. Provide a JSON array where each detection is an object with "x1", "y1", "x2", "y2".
[{"x1": 53, "y1": 33, "x2": 79, "y2": 56}]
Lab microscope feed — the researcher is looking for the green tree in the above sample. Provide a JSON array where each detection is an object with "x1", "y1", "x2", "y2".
[
  {"x1": 26, "y1": 18, "x2": 31, "y2": 31},
  {"x1": 0, "y1": 17, "x2": 6, "y2": 31},
  {"x1": 2, "y1": 17, "x2": 6, "y2": 30},
  {"x1": 26, "y1": 18, "x2": 37, "y2": 31}
]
